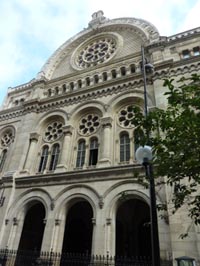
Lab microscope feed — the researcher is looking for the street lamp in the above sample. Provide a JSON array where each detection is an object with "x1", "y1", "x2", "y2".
[{"x1": 135, "y1": 46, "x2": 161, "y2": 266}]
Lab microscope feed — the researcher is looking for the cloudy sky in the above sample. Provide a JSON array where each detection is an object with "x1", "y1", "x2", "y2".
[{"x1": 0, "y1": 0, "x2": 200, "y2": 105}]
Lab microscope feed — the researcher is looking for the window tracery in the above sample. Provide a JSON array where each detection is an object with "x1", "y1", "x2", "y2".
[
  {"x1": 43, "y1": 121, "x2": 63, "y2": 142},
  {"x1": 1, "y1": 130, "x2": 14, "y2": 147},
  {"x1": 118, "y1": 105, "x2": 135, "y2": 128},
  {"x1": 78, "y1": 114, "x2": 100, "y2": 136},
  {"x1": 77, "y1": 37, "x2": 117, "y2": 68},
  {"x1": 0, "y1": 127, "x2": 15, "y2": 172}
]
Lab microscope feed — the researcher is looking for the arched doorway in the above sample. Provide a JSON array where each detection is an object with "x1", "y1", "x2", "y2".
[
  {"x1": 18, "y1": 202, "x2": 46, "y2": 251},
  {"x1": 15, "y1": 202, "x2": 46, "y2": 266},
  {"x1": 62, "y1": 200, "x2": 93, "y2": 255},
  {"x1": 116, "y1": 198, "x2": 151, "y2": 258}
]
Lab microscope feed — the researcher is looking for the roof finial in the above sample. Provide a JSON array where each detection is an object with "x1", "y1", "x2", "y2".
[{"x1": 88, "y1": 10, "x2": 108, "y2": 28}]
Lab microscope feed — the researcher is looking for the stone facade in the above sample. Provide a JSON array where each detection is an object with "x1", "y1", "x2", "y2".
[{"x1": 0, "y1": 11, "x2": 200, "y2": 265}]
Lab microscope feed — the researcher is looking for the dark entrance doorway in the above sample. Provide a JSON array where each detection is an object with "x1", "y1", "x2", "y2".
[
  {"x1": 62, "y1": 200, "x2": 93, "y2": 254},
  {"x1": 116, "y1": 198, "x2": 151, "y2": 258},
  {"x1": 14, "y1": 202, "x2": 46, "y2": 266},
  {"x1": 18, "y1": 202, "x2": 46, "y2": 251}
]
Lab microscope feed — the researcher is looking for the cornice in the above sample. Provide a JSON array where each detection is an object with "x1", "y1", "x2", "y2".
[
  {"x1": 0, "y1": 76, "x2": 145, "y2": 122},
  {"x1": 153, "y1": 57, "x2": 200, "y2": 80},
  {"x1": 15, "y1": 164, "x2": 143, "y2": 188}
]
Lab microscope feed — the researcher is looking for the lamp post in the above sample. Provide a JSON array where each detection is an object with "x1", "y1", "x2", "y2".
[{"x1": 135, "y1": 46, "x2": 161, "y2": 266}]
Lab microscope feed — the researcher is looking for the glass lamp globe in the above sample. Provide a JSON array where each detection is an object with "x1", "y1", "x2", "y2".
[{"x1": 135, "y1": 145, "x2": 153, "y2": 164}]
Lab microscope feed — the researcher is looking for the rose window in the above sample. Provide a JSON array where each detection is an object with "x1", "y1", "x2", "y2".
[
  {"x1": 118, "y1": 106, "x2": 135, "y2": 128},
  {"x1": 77, "y1": 38, "x2": 117, "y2": 68},
  {"x1": 78, "y1": 114, "x2": 100, "y2": 136},
  {"x1": 1, "y1": 131, "x2": 14, "y2": 147},
  {"x1": 44, "y1": 122, "x2": 63, "y2": 142}
]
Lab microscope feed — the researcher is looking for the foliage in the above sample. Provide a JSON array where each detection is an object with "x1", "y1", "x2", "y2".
[{"x1": 132, "y1": 74, "x2": 200, "y2": 225}]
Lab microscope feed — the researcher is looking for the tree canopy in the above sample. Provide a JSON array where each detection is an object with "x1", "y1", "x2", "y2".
[{"x1": 132, "y1": 74, "x2": 200, "y2": 227}]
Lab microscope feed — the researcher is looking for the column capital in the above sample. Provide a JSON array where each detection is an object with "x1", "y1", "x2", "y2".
[
  {"x1": 100, "y1": 117, "x2": 113, "y2": 128},
  {"x1": 63, "y1": 125, "x2": 74, "y2": 136},
  {"x1": 30, "y1": 132, "x2": 40, "y2": 141}
]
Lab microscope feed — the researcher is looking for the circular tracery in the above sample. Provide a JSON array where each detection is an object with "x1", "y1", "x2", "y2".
[
  {"x1": 44, "y1": 121, "x2": 63, "y2": 142},
  {"x1": 118, "y1": 105, "x2": 135, "y2": 128},
  {"x1": 78, "y1": 114, "x2": 100, "y2": 136},
  {"x1": 1, "y1": 130, "x2": 14, "y2": 147},
  {"x1": 77, "y1": 37, "x2": 117, "y2": 68}
]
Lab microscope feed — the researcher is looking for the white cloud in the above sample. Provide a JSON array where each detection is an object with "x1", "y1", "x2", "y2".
[{"x1": 0, "y1": 0, "x2": 199, "y2": 105}]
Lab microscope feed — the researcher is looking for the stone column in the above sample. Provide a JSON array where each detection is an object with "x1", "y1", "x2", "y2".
[
  {"x1": 55, "y1": 125, "x2": 73, "y2": 172},
  {"x1": 98, "y1": 117, "x2": 113, "y2": 167},
  {"x1": 91, "y1": 199, "x2": 107, "y2": 256},
  {"x1": 23, "y1": 132, "x2": 39, "y2": 174}
]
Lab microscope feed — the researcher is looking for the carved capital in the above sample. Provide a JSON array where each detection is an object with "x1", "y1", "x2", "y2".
[
  {"x1": 106, "y1": 218, "x2": 112, "y2": 225},
  {"x1": 30, "y1": 132, "x2": 40, "y2": 142},
  {"x1": 13, "y1": 217, "x2": 18, "y2": 226},
  {"x1": 63, "y1": 125, "x2": 74, "y2": 136},
  {"x1": 99, "y1": 196, "x2": 104, "y2": 209},
  {"x1": 101, "y1": 117, "x2": 113, "y2": 128},
  {"x1": 55, "y1": 219, "x2": 61, "y2": 226}
]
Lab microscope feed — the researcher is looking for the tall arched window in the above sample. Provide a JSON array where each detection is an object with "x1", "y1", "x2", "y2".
[
  {"x1": 38, "y1": 146, "x2": 49, "y2": 172},
  {"x1": 120, "y1": 133, "x2": 130, "y2": 162},
  {"x1": 89, "y1": 138, "x2": 98, "y2": 166},
  {"x1": 0, "y1": 149, "x2": 7, "y2": 172},
  {"x1": 76, "y1": 140, "x2": 86, "y2": 168},
  {"x1": 49, "y1": 143, "x2": 60, "y2": 171}
]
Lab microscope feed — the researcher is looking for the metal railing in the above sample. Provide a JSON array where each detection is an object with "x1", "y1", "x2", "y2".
[{"x1": 0, "y1": 249, "x2": 171, "y2": 266}]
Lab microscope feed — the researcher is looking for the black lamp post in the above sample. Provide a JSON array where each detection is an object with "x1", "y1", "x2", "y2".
[{"x1": 135, "y1": 46, "x2": 161, "y2": 266}]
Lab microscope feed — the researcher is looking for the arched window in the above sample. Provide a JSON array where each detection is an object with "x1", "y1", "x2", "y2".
[
  {"x1": 120, "y1": 66, "x2": 126, "y2": 76},
  {"x1": 38, "y1": 146, "x2": 49, "y2": 173},
  {"x1": 76, "y1": 140, "x2": 86, "y2": 168},
  {"x1": 89, "y1": 138, "x2": 98, "y2": 166},
  {"x1": 120, "y1": 133, "x2": 130, "y2": 162},
  {"x1": 0, "y1": 149, "x2": 7, "y2": 172},
  {"x1": 102, "y1": 72, "x2": 108, "y2": 81},
  {"x1": 49, "y1": 144, "x2": 60, "y2": 171},
  {"x1": 111, "y1": 69, "x2": 117, "y2": 78}
]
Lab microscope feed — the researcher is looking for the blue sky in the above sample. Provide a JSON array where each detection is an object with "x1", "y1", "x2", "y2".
[{"x1": 0, "y1": 0, "x2": 200, "y2": 106}]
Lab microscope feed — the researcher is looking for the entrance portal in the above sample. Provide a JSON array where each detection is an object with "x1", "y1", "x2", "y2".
[
  {"x1": 18, "y1": 202, "x2": 45, "y2": 251},
  {"x1": 116, "y1": 198, "x2": 151, "y2": 257},
  {"x1": 62, "y1": 200, "x2": 93, "y2": 254}
]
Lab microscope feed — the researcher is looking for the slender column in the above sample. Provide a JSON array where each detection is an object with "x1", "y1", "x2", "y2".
[
  {"x1": 23, "y1": 132, "x2": 39, "y2": 174},
  {"x1": 55, "y1": 125, "x2": 73, "y2": 172},
  {"x1": 98, "y1": 117, "x2": 112, "y2": 167}
]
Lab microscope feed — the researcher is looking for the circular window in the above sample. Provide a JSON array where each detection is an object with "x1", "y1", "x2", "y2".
[
  {"x1": 71, "y1": 33, "x2": 123, "y2": 70},
  {"x1": 118, "y1": 105, "x2": 136, "y2": 128},
  {"x1": 78, "y1": 114, "x2": 100, "y2": 136},
  {"x1": 1, "y1": 130, "x2": 14, "y2": 147},
  {"x1": 77, "y1": 38, "x2": 117, "y2": 68},
  {"x1": 44, "y1": 121, "x2": 63, "y2": 142}
]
